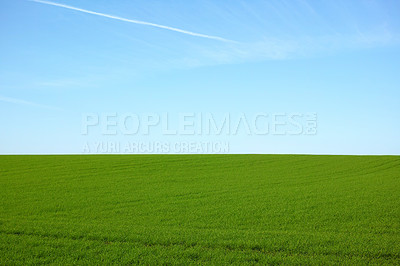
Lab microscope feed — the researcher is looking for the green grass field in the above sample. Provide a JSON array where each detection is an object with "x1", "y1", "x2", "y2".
[{"x1": 0, "y1": 155, "x2": 399, "y2": 264}]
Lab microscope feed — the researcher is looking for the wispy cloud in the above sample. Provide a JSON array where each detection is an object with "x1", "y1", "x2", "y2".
[
  {"x1": 30, "y1": 0, "x2": 234, "y2": 43},
  {"x1": 29, "y1": 0, "x2": 398, "y2": 71},
  {"x1": 0, "y1": 95, "x2": 62, "y2": 110},
  {"x1": 158, "y1": 30, "x2": 397, "y2": 72}
]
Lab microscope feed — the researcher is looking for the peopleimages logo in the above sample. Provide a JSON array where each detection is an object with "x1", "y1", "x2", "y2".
[
  {"x1": 81, "y1": 112, "x2": 317, "y2": 136},
  {"x1": 80, "y1": 112, "x2": 317, "y2": 154}
]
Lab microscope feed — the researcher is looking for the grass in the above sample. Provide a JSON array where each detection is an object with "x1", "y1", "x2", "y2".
[{"x1": 0, "y1": 154, "x2": 399, "y2": 264}]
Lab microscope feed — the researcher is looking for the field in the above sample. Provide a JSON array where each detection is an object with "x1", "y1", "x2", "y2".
[{"x1": 0, "y1": 155, "x2": 399, "y2": 264}]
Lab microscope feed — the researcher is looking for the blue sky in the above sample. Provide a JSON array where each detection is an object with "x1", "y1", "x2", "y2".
[{"x1": 1, "y1": 0, "x2": 399, "y2": 154}]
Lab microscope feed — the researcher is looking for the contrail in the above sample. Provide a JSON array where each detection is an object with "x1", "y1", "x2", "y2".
[
  {"x1": 0, "y1": 95, "x2": 62, "y2": 111},
  {"x1": 30, "y1": 0, "x2": 234, "y2": 42}
]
